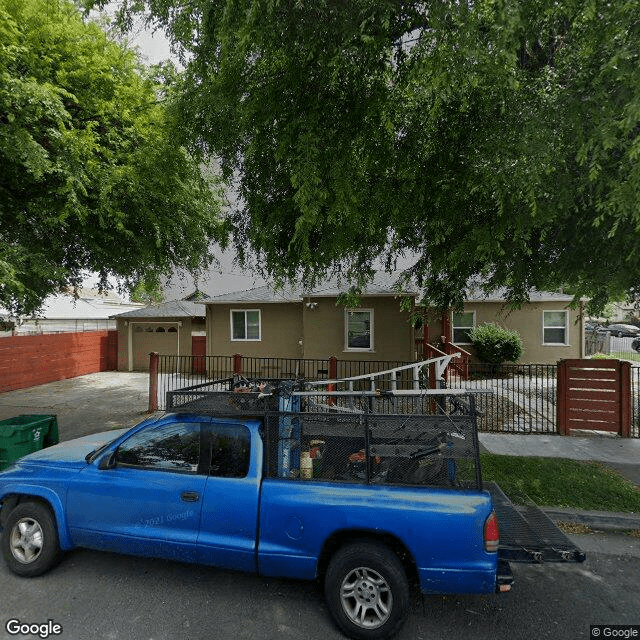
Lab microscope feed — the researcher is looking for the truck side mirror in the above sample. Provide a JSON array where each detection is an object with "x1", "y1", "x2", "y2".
[{"x1": 98, "y1": 451, "x2": 117, "y2": 470}]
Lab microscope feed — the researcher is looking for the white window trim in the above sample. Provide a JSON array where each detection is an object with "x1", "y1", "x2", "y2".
[
  {"x1": 542, "y1": 310, "x2": 569, "y2": 346},
  {"x1": 344, "y1": 309, "x2": 374, "y2": 352},
  {"x1": 230, "y1": 309, "x2": 262, "y2": 342},
  {"x1": 452, "y1": 310, "x2": 476, "y2": 345}
]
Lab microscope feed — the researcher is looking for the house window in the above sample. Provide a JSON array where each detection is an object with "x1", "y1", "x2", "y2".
[
  {"x1": 452, "y1": 311, "x2": 475, "y2": 344},
  {"x1": 345, "y1": 310, "x2": 373, "y2": 351},
  {"x1": 543, "y1": 311, "x2": 568, "y2": 345},
  {"x1": 231, "y1": 310, "x2": 261, "y2": 341}
]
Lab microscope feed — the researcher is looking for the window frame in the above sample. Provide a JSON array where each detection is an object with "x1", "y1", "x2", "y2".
[
  {"x1": 344, "y1": 309, "x2": 374, "y2": 352},
  {"x1": 452, "y1": 310, "x2": 476, "y2": 345},
  {"x1": 230, "y1": 309, "x2": 262, "y2": 342},
  {"x1": 542, "y1": 310, "x2": 569, "y2": 346}
]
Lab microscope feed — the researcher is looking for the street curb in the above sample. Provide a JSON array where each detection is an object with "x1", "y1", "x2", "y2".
[{"x1": 543, "y1": 507, "x2": 640, "y2": 532}]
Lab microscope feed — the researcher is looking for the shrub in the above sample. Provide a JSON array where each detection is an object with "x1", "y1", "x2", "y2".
[{"x1": 468, "y1": 323, "x2": 524, "y2": 365}]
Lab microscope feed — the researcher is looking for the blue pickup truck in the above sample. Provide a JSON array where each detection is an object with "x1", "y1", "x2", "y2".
[{"x1": 0, "y1": 379, "x2": 584, "y2": 639}]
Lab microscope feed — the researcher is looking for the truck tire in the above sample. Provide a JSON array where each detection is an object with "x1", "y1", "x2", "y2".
[
  {"x1": 1, "y1": 501, "x2": 61, "y2": 577},
  {"x1": 324, "y1": 540, "x2": 410, "y2": 640}
]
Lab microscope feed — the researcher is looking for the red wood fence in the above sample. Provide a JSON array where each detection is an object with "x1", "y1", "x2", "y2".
[
  {"x1": 0, "y1": 331, "x2": 118, "y2": 393},
  {"x1": 557, "y1": 359, "x2": 631, "y2": 437}
]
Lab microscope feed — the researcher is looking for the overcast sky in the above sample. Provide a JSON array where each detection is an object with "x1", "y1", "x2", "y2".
[{"x1": 126, "y1": 20, "x2": 175, "y2": 66}]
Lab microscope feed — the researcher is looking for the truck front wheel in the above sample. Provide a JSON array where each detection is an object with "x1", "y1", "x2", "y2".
[
  {"x1": 324, "y1": 541, "x2": 410, "y2": 640},
  {"x1": 1, "y1": 501, "x2": 61, "y2": 577}
]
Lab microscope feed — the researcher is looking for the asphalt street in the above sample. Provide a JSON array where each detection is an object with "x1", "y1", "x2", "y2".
[{"x1": 0, "y1": 532, "x2": 639, "y2": 640}]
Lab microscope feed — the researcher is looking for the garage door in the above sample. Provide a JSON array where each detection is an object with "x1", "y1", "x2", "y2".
[{"x1": 132, "y1": 324, "x2": 179, "y2": 371}]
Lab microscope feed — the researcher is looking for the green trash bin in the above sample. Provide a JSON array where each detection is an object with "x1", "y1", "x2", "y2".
[{"x1": 0, "y1": 415, "x2": 59, "y2": 471}]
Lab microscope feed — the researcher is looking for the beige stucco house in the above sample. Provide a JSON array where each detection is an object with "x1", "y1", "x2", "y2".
[
  {"x1": 202, "y1": 280, "x2": 585, "y2": 366},
  {"x1": 447, "y1": 289, "x2": 586, "y2": 364}
]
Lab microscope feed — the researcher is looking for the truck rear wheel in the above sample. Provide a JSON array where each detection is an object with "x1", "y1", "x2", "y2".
[
  {"x1": 324, "y1": 540, "x2": 410, "y2": 640},
  {"x1": 1, "y1": 501, "x2": 61, "y2": 577}
]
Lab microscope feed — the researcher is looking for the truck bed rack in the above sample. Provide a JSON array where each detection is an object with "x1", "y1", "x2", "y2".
[{"x1": 166, "y1": 376, "x2": 487, "y2": 490}]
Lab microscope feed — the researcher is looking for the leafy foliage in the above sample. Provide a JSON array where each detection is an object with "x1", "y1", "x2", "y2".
[
  {"x1": 468, "y1": 323, "x2": 524, "y2": 365},
  {"x1": 94, "y1": 0, "x2": 640, "y2": 312},
  {"x1": 0, "y1": 0, "x2": 227, "y2": 315}
]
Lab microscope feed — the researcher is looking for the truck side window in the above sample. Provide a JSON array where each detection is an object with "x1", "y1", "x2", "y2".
[
  {"x1": 208, "y1": 424, "x2": 250, "y2": 478},
  {"x1": 116, "y1": 422, "x2": 202, "y2": 473}
]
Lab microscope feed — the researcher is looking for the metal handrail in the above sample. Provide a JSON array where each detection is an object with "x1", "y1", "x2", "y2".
[{"x1": 303, "y1": 354, "x2": 459, "y2": 391}]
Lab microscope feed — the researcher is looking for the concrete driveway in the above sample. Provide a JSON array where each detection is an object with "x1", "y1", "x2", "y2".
[{"x1": 0, "y1": 372, "x2": 151, "y2": 442}]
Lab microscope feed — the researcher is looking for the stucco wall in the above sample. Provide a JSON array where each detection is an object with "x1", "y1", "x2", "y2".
[
  {"x1": 204, "y1": 297, "x2": 577, "y2": 366},
  {"x1": 303, "y1": 296, "x2": 414, "y2": 361},
  {"x1": 205, "y1": 297, "x2": 414, "y2": 362},
  {"x1": 206, "y1": 303, "x2": 303, "y2": 359},
  {"x1": 455, "y1": 301, "x2": 583, "y2": 364}
]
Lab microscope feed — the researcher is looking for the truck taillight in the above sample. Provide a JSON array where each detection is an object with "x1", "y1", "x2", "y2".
[{"x1": 484, "y1": 510, "x2": 500, "y2": 553}]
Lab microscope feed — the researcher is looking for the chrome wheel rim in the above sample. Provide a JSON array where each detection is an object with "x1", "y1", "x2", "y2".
[
  {"x1": 339, "y1": 567, "x2": 392, "y2": 629},
  {"x1": 10, "y1": 518, "x2": 44, "y2": 564}
]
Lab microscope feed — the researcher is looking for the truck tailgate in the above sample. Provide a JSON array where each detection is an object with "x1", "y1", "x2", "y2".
[{"x1": 485, "y1": 482, "x2": 586, "y2": 564}]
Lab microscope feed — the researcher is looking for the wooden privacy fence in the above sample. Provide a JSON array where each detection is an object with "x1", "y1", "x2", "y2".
[
  {"x1": 0, "y1": 330, "x2": 118, "y2": 392},
  {"x1": 557, "y1": 359, "x2": 631, "y2": 437}
]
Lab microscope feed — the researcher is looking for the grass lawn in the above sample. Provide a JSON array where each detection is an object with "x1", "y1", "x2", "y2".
[
  {"x1": 608, "y1": 351, "x2": 640, "y2": 362},
  {"x1": 480, "y1": 453, "x2": 640, "y2": 512}
]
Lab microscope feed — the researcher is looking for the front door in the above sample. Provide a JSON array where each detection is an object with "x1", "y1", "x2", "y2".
[{"x1": 66, "y1": 416, "x2": 209, "y2": 563}]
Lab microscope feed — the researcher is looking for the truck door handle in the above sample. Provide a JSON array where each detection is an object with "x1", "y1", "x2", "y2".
[{"x1": 181, "y1": 491, "x2": 200, "y2": 502}]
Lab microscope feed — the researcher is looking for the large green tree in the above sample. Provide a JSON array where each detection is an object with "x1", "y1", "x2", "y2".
[
  {"x1": 98, "y1": 0, "x2": 639, "y2": 311},
  {"x1": 0, "y1": 0, "x2": 227, "y2": 315}
]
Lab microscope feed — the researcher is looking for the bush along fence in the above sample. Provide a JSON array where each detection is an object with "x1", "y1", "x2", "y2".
[{"x1": 148, "y1": 354, "x2": 639, "y2": 438}]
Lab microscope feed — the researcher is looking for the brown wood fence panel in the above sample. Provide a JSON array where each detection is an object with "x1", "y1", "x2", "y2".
[
  {"x1": 557, "y1": 359, "x2": 631, "y2": 436},
  {"x1": 0, "y1": 331, "x2": 118, "y2": 392}
]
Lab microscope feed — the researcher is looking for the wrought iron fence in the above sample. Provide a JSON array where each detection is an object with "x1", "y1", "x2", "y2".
[
  {"x1": 445, "y1": 363, "x2": 558, "y2": 434},
  {"x1": 154, "y1": 355, "x2": 418, "y2": 409},
  {"x1": 156, "y1": 355, "x2": 234, "y2": 407},
  {"x1": 153, "y1": 355, "x2": 640, "y2": 436}
]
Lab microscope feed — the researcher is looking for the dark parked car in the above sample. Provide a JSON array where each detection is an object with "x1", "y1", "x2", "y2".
[
  {"x1": 603, "y1": 323, "x2": 640, "y2": 338},
  {"x1": 585, "y1": 323, "x2": 604, "y2": 334}
]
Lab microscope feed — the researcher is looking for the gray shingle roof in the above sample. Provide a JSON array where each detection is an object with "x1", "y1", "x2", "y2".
[
  {"x1": 464, "y1": 287, "x2": 575, "y2": 303},
  {"x1": 110, "y1": 300, "x2": 205, "y2": 318},
  {"x1": 204, "y1": 274, "x2": 414, "y2": 304},
  {"x1": 201, "y1": 278, "x2": 573, "y2": 304},
  {"x1": 201, "y1": 275, "x2": 575, "y2": 306}
]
